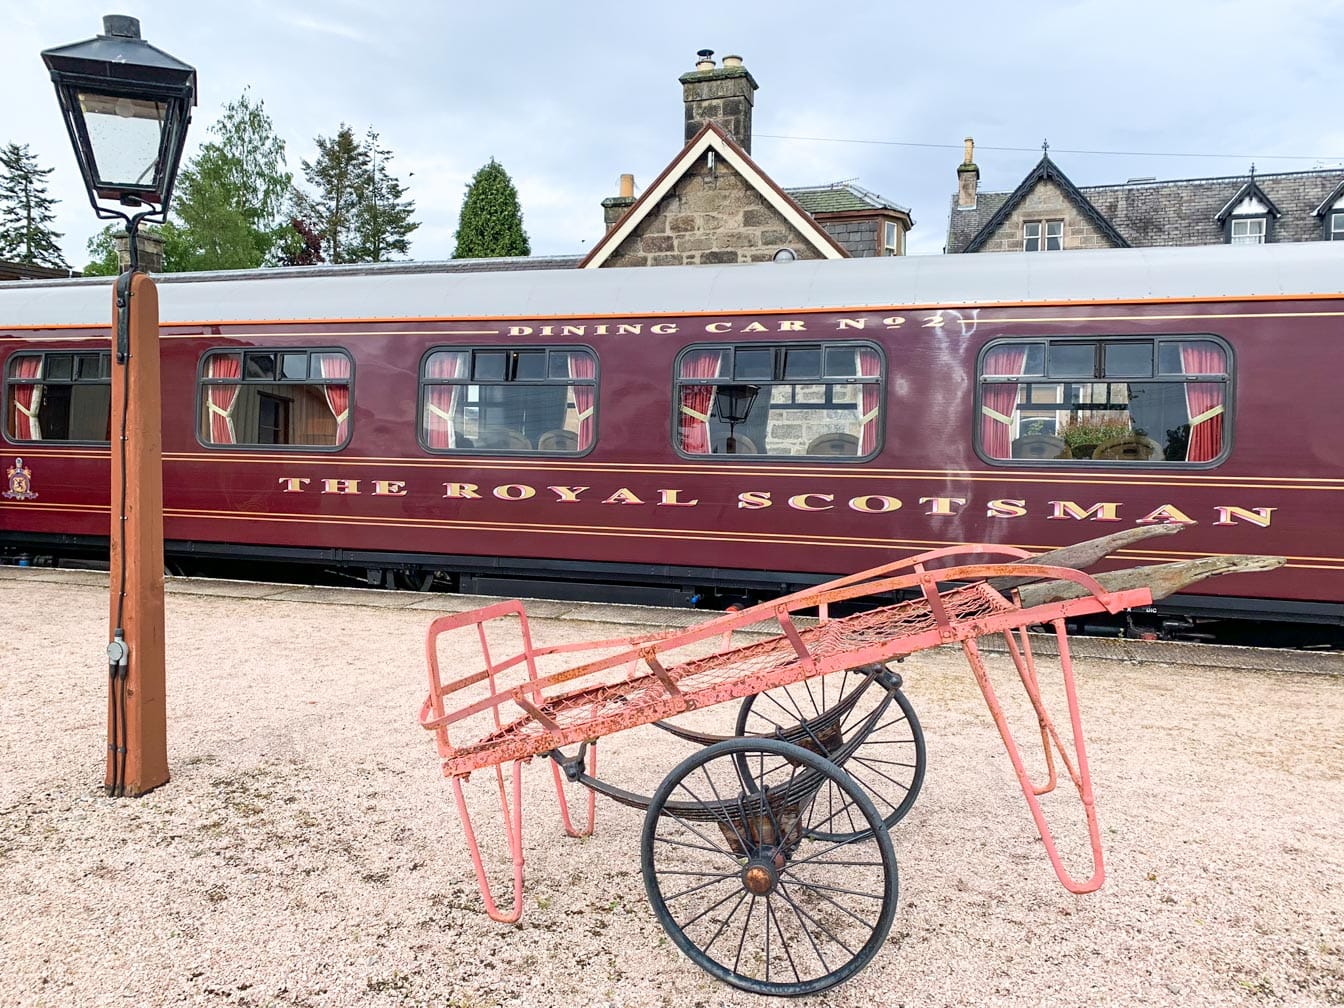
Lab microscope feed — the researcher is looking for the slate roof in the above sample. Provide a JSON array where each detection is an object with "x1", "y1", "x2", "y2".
[
  {"x1": 786, "y1": 182, "x2": 911, "y2": 216},
  {"x1": 947, "y1": 163, "x2": 1344, "y2": 252}
]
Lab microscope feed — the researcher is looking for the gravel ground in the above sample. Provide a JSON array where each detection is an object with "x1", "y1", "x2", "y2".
[{"x1": 1, "y1": 569, "x2": 1341, "y2": 1008}]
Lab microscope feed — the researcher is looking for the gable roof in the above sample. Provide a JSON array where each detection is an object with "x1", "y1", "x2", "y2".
[
  {"x1": 580, "y1": 121, "x2": 846, "y2": 268},
  {"x1": 1312, "y1": 178, "x2": 1344, "y2": 217},
  {"x1": 960, "y1": 153, "x2": 1130, "y2": 253},
  {"x1": 1215, "y1": 175, "x2": 1282, "y2": 221}
]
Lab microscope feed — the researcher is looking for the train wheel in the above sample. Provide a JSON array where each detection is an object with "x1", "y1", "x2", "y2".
[
  {"x1": 641, "y1": 738, "x2": 897, "y2": 996},
  {"x1": 392, "y1": 569, "x2": 436, "y2": 592},
  {"x1": 735, "y1": 664, "x2": 926, "y2": 841}
]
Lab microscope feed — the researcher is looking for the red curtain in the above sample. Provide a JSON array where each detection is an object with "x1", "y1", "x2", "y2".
[
  {"x1": 205, "y1": 353, "x2": 241, "y2": 445},
  {"x1": 316, "y1": 353, "x2": 351, "y2": 445},
  {"x1": 678, "y1": 350, "x2": 722, "y2": 454},
  {"x1": 980, "y1": 345, "x2": 1028, "y2": 459},
  {"x1": 857, "y1": 348, "x2": 880, "y2": 454},
  {"x1": 11, "y1": 356, "x2": 42, "y2": 440},
  {"x1": 566, "y1": 352, "x2": 596, "y2": 449},
  {"x1": 424, "y1": 351, "x2": 466, "y2": 449},
  {"x1": 1181, "y1": 343, "x2": 1226, "y2": 462}
]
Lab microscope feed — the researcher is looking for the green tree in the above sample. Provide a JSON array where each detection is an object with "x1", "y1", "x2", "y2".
[
  {"x1": 169, "y1": 90, "x2": 292, "y2": 271},
  {"x1": 82, "y1": 225, "x2": 121, "y2": 276},
  {"x1": 453, "y1": 158, "x2": 529, "y2": 258},
  {"x1": 348, "y1": 129, "x2": 417, "y2": 262},
  {"x1": 299, "y1": 125, "x2": 369, "y2": 264},
  {"x1": 0, "y1": 143, "x2": 68, "y2": 268}
]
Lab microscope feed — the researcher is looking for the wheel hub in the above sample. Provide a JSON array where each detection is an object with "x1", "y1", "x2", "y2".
[{"x1": 742, "y1": 857, "x2": 779, "y2": 896}]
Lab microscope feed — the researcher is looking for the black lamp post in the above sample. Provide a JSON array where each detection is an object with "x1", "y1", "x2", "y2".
[
  {"x1": 715, "y1": 384, "x2": 760, "y2": 454},
  {"x1": 42, "y1": 15, "x2": 195, "y2": 797},
  {"x1": 43, "y1": 15, "x2": 195, "y2": 264}
]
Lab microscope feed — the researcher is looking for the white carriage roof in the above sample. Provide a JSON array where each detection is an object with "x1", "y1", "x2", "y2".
[{"x1": 2, "y1": 242, "x2": 1342, "y2": 329}]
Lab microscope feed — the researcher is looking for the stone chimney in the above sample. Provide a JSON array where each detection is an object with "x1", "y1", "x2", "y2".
[
  {"x1": 601, "y1": 173, "x2": 637, "y2": 230},
  {"x1": 114, "y1": 228, "x2": 166, "y2": 273},
  {"x1": 956, "y1": 137, "x2": 980, "y2": 210},
  {"x1": 679, "y1": 50, "x2": 758, "y2": 153}
]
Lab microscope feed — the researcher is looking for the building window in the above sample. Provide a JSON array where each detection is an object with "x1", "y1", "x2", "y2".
[
  {"x1": 1023, "y1": 220, "x2": 1063, "y2": 252},
  {"x1": 674, "y1": 342, "x2": 882, "y2": 459},
  {"x1": 4, "y1": 351, "x2": 111, "y2": 442},
  {"x1": 1327, "y1": 210, "x2": 1344, "y2": 241},
  {"x1": 420, "y1": 346, "x2": 596, "y2": 453},
  {"x1": 198, "y1": 348, "x2": 352, "y2": 448},
  {"x1": 881, "y1": 220, "x2": 901, "y2": 256},
  {"x1": 977, "y1": 337, "x2": 1230, "y2": 465},
  {"x1": 1230, "y1": 217, "x2": 1267, "y2": 244}
]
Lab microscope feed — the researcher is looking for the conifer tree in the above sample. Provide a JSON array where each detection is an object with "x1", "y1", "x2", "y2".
[
  {"x1": 453, "y1": 158, "x2": 530, "y2": 258},
  {"x1": 299, "y1": 125, "x2": 369, "y2": 264},
  {"x1": 349, "y1": 129, "x2": 417, "y2": 262},
  {"x1": 0, "y1": 143, "x2": 67, "y2": 268}
]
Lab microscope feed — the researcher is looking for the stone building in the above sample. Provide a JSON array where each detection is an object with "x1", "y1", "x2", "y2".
[
  {"x1": 584, "y1": 51, "x2": 911, "y2": 268},
  {"x1": 947, "y1": 138, "x2": 1344, "y2": 253}
]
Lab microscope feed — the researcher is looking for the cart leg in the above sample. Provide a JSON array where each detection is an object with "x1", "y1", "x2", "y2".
[
  {"x1": 550, "y1": 742, "x2": 598, "y2": 838},
  {"x1": 1001, "y1": 626, "x2": 1060, "y2": 796},
  {"x1": 452, "y1": 760, "x2": 527, "y2": 923},
  {"x1": 641, "y1": 738, "x2": 898, "y2": 997},
  {"x1": 962, "y1": 628, "x2": 1105, "y2": 894}
]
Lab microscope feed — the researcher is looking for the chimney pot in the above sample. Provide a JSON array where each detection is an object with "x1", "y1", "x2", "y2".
[
  {"x1": 619, "y1": 173, "x2": 634, "y2": 199},
  {"x1": 963, "y1": 137, "x2": 975, "y2": 165},
  {"x1": 722, "y1": 54, "x2": 743, "y2": 68},
  {"x1": 695, "y1": 49, "x2": 716, "y2": 70}
]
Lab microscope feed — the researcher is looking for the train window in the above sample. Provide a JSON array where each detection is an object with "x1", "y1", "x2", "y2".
[
  {"x1": 674, "y1": 342, "x2": 882, "y2": 459},
  {"x1": 198, "y1": 348, "x2": 351, "y2": 449},
  {"x1": 420, "y1": 347, "x2": 596, "y2": 454},
  {"x1": 978, "y1": 337, "x2": 1230, "y2": 465},
  {"x1": 4, "y1": 351, "x2": 112, "y2": 443}
]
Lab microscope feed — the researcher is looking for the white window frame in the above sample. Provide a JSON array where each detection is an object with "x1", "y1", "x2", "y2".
[
  {"x1": 1328, "y1": 210, "x2": 1344, "y2": 241},
  {"x1": 1044, "y1": 219, "x2": 1064, "y2": 250},
  {"x1": 881, "y1": 220, "x2": 900, "y2": 256},
  {"x1": 1023, "y1": 219, "x2": 1063, "y2": 252},
  {"x1": 1230, "y1": 217, "x2": 1266, "y2": 244}
]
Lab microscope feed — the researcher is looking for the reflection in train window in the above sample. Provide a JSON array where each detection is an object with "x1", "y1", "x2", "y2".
[
  {"x1": 674, "y1": 342, "x2": 882, "y2": 459},
  {"x1": 978, "y1": 337, "x2": 1230, "y2": 464},
  {"x1": 198, "y1": 348, "x2": 351, "y2": 448},
  {"x1": 4, "y1": 351, "x2": 111, "y2": 443},
  {"x1": 420, "y1": 347, "x2": 596, "y2": 454}
]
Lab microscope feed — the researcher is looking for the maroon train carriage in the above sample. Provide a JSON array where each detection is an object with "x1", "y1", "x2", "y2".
[{"x1": 2, "y1": 243, "x2": 1342, "y2": 643}]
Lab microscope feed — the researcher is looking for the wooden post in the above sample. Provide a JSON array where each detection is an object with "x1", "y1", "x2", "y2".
[{"x1": 105, "y1": 269, "x2": 169, "y2": 796}]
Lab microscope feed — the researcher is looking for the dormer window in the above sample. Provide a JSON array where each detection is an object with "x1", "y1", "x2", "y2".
[
  {"x1": 1329, "y1": 211, "x2": 1344, "y2": 241},
  {"x1": 1217, "y1": 182, "x2": 1279, "y2": 245},
  {"x1": 1024, "y1": 219, "x2": 1063, "y2": 251},
  {"x1": 1229, "y1": 217, "x2": 1267, "y2": 244}
]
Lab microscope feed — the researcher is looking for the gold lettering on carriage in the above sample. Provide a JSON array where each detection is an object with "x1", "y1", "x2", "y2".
[{"x1": 274, "y1": 476, "x2": 1276, "y2": 528}]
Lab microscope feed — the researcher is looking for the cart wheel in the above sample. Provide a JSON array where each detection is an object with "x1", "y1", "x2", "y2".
[
  {"x1": 641, "y1": 738, "x2": 897, "y2": 997},
  {"x1": 736, "y1": 664, "x2": 925, "y2": 840}
]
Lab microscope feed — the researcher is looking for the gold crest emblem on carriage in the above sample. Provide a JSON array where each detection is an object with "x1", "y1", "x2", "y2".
[{"x1": 3, "y1": 458, "x2": 37, "y2": 501}]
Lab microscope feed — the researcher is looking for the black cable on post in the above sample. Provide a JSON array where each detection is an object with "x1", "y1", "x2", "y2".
[{"x1": 105, "y1": 214, "x2": 142, "y2": 797}]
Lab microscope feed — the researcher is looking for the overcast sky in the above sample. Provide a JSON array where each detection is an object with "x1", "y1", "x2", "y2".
[{"x1": 7, "y1": 0, "x2": 1343, "y2": 269}]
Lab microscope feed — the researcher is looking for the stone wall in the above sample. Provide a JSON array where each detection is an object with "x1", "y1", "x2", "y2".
[
  {"x1": 972, "y1": 180, "x2": 1117, "y2": 253},
  {"x1": 602, "y1": 154, "x2": 822, "y2": 267}
]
